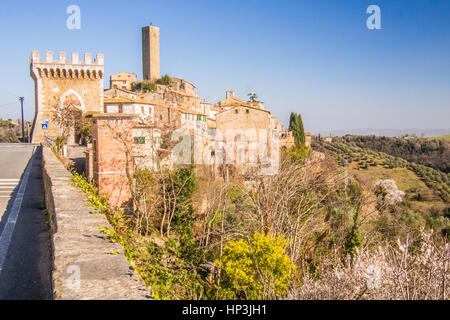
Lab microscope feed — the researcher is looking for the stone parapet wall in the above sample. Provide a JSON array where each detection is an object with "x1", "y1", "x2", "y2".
[{"x1": 41, "y1": 146, "x2": 150, "y2": 300}]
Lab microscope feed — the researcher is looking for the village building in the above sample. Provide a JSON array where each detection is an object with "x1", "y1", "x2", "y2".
[
  {"x1": 30, "y1": 25, "x2": 311, "y2": 208},
  {"x1": 110, "y1": 72, "x2": 137, "y2": 90},
  {"x1": 103, "y1": 97, "x2": 155, "y2": 122},
  {"x1": 104, "y1": 87, "x2": 138, "y2": 99},
  {"x1": 90, "y1": 113, "x2": 136, "y2": 209}
]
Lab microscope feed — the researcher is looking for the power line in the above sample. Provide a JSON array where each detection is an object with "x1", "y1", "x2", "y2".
[
  {"x1": 0, "y1": 89, "x2": 21, "y2": 98},
  {"x1": 0, "y1": 101, "x2": 17, "y2": 108}
]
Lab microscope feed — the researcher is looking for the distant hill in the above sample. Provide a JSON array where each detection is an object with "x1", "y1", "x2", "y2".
[{"x1": 315, "y1": 128, "x2": 450, "y2": 137}]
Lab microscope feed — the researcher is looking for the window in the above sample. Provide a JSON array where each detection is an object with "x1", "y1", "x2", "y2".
[
  {"x1": 246, "y1": 109, "x2": 249, "y2": 114},
  {"x1": 103, "y1": 105, "x2": 107, "y2": 113},
  {"x1": 134, "y1": 137, "x2": 145, "y2": 144},
  {"x1": 235, "y1": 109, "x2": 238, "y2": 114},
  {"x1": 118, "y1": 103, "x2": 123, "y2": 113}
]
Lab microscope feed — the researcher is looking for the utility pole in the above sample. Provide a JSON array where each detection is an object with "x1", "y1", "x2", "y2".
[
  {"x1": 19, "y1": 97, "x2": 25, "y2": 142},
  {"x1": 27, "y1": 122, "x2": 30, "y2": 143}
]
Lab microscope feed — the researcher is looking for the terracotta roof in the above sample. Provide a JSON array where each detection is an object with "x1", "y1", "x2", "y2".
[
  {"x1": 217, "y1": 105, "x2": 271, "y2": 115},
  {"x1": 104, "y1": 97, "x2": 168, "y2": 106},
  {"x1": 173, "y1": 107, "x2": 207, "y2": 116},
  {"x1": 104, "y1": 87, "x2": 137, "y2": 95},
  {"x1": 218, "y1": 95, "x2": 248, "y2": 107},
  {"x1": 170, "y1": 77, "x2": 196, "y2": 88},
  {"x1": 220, "y1": 101, "x2": 250, "y2": 107},
  {"x1": 92, "y1": 113, "x2": 138, "y2": 119}
]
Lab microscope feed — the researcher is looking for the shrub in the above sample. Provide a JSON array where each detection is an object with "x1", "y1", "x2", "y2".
[
  {"x1": 131, "y1": 82, "x2": 157, "y2": 92},
  {"x1": 216, "y1": 232, "x2": 296, "y2": 300},
  {"x1": 156, "y1": 74, "x2": 171, "y2": 85}
]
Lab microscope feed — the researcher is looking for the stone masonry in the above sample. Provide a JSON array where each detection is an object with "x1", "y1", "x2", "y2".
[
  {"x1": 42, "y1": 146, "x2": 150, "y2": 299},
  {"x1": 142, "y1": 26, "x2": 160, "y2": 82},
  {"x1": 30, "y1": 51, "x2": 104, "y2": 144}
]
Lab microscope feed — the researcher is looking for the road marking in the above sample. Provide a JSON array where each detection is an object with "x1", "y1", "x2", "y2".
[{"x1": 0, "y1": 147, "x2": 35, "y2": 274}]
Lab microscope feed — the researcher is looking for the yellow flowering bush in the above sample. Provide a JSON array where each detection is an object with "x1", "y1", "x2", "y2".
[{"x1": 217, "y1": 232, "x2": 296, "y2": 300}]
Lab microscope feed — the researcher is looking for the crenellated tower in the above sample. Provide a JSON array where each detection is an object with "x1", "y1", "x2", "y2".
[{"x1": 30, "y1": 50, "x2": 104, "y2": 143}]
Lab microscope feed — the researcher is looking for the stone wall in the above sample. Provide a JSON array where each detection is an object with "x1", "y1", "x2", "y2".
[{"x1": 42, "y1": 146, "x2": 150, "y2": 300}]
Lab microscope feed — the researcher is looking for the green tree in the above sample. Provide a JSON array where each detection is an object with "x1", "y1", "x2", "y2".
[
  {"x1": 156, "y1": 74, "x2": 171, "y2": 85},
  {"x1": 344, "y1": 203, "x2": 362, "y2": 264},
  {"x1": 289, "y1": 112, "x2": 306, "y2": 147},
  {"x1": 247, "y1": 92, "x2": 258, "y2": 102}
]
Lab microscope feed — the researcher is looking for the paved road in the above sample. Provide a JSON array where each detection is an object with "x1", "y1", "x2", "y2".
[{"x1": 0, "y1": 144, "x2": 52, "y2": 300}]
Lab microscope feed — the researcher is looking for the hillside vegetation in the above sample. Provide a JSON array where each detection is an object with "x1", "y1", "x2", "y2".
[
  {"x1": 313, "y1": 139, "x2": 450, "y2": 203},
  {"x1": 63, "y1": 115, "x2": 449, "y2": 300},
  {"x1": 333, "y1": 135, "x2": 450, "y2": 173},
  {"x1": 427, "y1": 135, "x2": 450, "y2": 142},
  {"x1": 70, "y1": 144, "x2": 449, "y2": 300},
  {"x1": 0, "y1": 119, "x2": 21, "y2": 143}
]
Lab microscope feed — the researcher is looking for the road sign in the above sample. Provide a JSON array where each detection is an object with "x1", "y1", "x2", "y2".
[{"x1": 42, "y1": 124, "x2": 48, "y2": 130}]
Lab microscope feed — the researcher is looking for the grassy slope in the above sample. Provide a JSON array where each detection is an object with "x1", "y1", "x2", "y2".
[
  {"x1": 319, "y1": 141, "x2": 448, "y2": 209},
  {"x1": 426, "y1": 135, "x2": 450, "y2": 142},
  {"x1": 350, "y1": 163, "x2": 444, "y2": 210}
]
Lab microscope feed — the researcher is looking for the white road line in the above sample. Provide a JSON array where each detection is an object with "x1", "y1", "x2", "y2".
[{"x1": 0, "y1": 147, "x2": 35, "y2": 274}]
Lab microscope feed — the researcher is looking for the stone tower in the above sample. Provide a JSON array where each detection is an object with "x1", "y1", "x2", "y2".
[
  {"x1": 30, "y1": 50, "x2": 104, "y2": 144},
  {"x1": 142, "y1": 26, "x2": 160, "y2": 82}
]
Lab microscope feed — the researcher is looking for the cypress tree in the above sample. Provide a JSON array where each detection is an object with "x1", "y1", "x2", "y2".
[{"x1": 289, "y1": 112, "x2": 306, "y2": 147}]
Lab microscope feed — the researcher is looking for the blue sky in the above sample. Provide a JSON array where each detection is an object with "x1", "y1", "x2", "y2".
[{"x1": 0, "y1": 0, "x2": 449, "y2": 133}]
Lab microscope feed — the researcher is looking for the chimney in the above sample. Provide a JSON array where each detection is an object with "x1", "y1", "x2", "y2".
[{"x1": 226, "y1": 90, "x2": 235, "y2": 99}]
